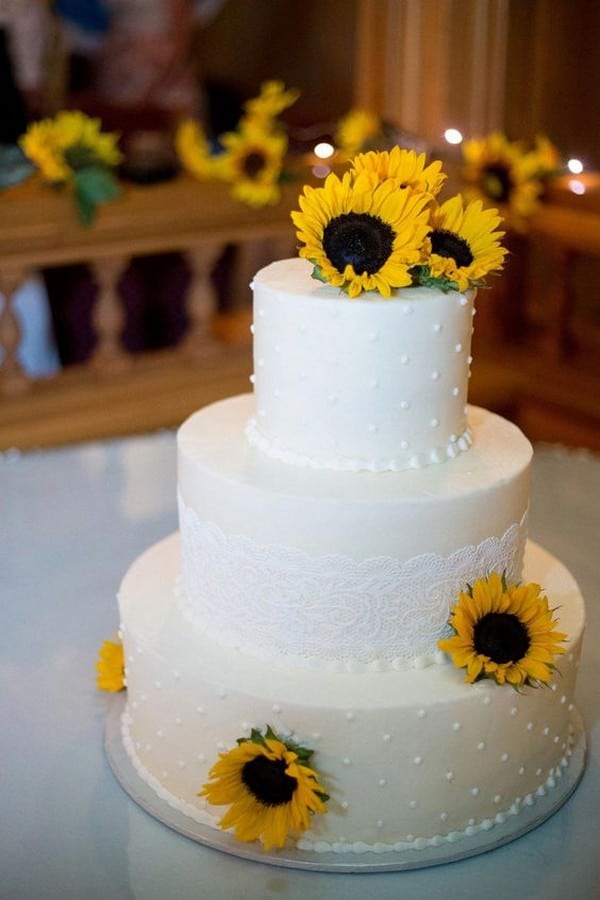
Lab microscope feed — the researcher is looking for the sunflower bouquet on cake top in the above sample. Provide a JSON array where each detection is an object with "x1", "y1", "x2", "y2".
[
  {"x1": 176, "y1": 80, "x2": 300, "y2": 208},
  {"x1": 19, "y1": 110, "x2": 122, "y2": 225},
  {"x1": 291, "y1": 145, "x2": 507, "y2": 298}
]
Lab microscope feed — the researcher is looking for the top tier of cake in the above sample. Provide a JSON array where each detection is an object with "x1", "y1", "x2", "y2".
[{"x1": 246, "y1": 258, "x2": 475, "y2": 472}]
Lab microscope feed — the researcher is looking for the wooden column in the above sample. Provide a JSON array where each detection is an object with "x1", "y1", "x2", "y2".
[
  {"x1": 89, "y1": 256, "x2": 131, "y2": 374},
  {"x1": 0, "y1": 267, "x2": 30, "y2": 395},
  {"x1": 181, "y1": 242, "x2": 224, "y2": 357}
]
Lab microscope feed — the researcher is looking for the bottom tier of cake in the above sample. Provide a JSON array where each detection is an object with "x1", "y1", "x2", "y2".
[{"x1": 118, "y1": 535, "x2": 585, "y2": 857}]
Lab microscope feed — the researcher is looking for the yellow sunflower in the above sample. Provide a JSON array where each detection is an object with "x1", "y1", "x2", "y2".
[
  {"x1": 421, "y1": 195, "x2": 507, "y2": 292},
  {"x1": 532, "y1": 134, "x2": 562, "y2": 178},
  {"x1": 96, "y1": 638, "x2": 125, "y2": 692},
  {"x1": 175, "y1": 119, "x2": 215, "y2": 180},
  {"x1": 335, "y1": 108, "x2": 382, "y2": 157},
  {"x1": 217, "y1": 122, "x2": 288, "y2": 207},
  {"x1": 241, "y1": 80, "x2": 300, "y2": 127},
  {"x1": 19, "y1": 110, "x2": 121, "y2": 185},
  {"x1": 351, "y1": 145, "x2": 446, "y2": 198},
  {"x1": 438, "y1": 572, "x2": 567, "y2": 687},
  {"x1": 461, "y1": 131, "x2": 542, "y2": 217},
  {"x1": 291, "y1": 168, "x2": 431, "y2": 297},
  {"x1": 201, "y1": 726, "x2": 329, "y2": 851}
]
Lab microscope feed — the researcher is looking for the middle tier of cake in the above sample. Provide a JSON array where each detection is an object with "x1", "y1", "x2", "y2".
[{"x1": 177, "y1": 394, "x2": 532, "y2": 670}]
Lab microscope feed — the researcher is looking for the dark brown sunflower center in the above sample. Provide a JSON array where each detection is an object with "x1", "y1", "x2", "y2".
[
  {"x1": 241, "y1": 754, "x2": 297, "y2": 806},
  {"x1": 473, "y1": 612, "x2": 531, "y2": 664},
  {"x1": 482, "y1": 164, "x2": 512, "y2": 203},
  {"x1": 243, "y1": 151, "x2": 266, "y2": 178},
  {"x1": 322, "y1": 213, "x2": 395, "y2": 276},
  {"x1": 429, "y1": 229, "x2": 474, "y2": 268}
]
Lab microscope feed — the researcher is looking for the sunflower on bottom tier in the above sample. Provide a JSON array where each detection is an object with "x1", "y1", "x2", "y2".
[{"x1": 201, "y1": 726, "x2": 329, "y2": 851}]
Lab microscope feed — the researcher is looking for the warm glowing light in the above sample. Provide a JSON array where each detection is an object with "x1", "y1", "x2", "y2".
[
  {"x1": 567, "y1": 158, "x2": 584, "y2": 174},
  {"x1": 444, "y1": 128, "x2": 463, "y2": 145},
  {"x1": 568, "y1": 179, "x2": 586, "y2": 195},
  {"x1": 314, "y1": 141, "x2": 335, "y2": 159}
]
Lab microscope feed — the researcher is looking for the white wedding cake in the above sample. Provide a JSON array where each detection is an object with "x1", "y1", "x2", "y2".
[{"x1": 112, "y1": 152, "x2": 585, "y2": 865}]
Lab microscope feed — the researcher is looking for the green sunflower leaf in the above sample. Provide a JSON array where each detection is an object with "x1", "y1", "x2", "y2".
[
  {"x1": 73, "y1": 166, "x2": 120, "y2": 225},
  {"x1": 410, "y1": 266, "x2": 459, "y2": 293},
  {"x1": 310, "y1": 264, "x2": 329, "y2": 285}
]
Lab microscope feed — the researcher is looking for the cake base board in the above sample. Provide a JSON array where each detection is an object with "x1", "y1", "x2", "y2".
[{"x1": 104, "y1": 694, "x2": 587, "y2": 873}]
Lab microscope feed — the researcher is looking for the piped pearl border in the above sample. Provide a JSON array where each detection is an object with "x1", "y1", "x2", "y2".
[{"x1": 245, "y1": 417, "x2": 473, "y2": 473}]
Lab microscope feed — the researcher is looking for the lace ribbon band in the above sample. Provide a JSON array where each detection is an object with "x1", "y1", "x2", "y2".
[{"x1": 178, "y1": 495, "x2": 528, "y2": 671}]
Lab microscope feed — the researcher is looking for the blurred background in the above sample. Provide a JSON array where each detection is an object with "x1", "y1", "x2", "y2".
[{"x1": 1, "y1": 0, "x2": 599, "y2": 452}]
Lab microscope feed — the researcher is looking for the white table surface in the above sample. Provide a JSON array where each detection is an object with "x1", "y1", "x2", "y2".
[{"x1": 2, "y1": 432, "x2": 599, "y2": 900}]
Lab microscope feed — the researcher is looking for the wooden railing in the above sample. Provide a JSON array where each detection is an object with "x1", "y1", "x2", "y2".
[
  {"x1": 0, "y1": 167, "x2": 600, "y2": 449},
  {"x1": 0, "y1": 170, "x2": 310, "y2": 395}
]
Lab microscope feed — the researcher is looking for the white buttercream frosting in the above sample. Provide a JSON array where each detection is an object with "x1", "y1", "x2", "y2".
[
  {"x1": 118, "y1": 535, "x2": 585, "y2": 853},
  {"x1": 177, "y1": 395, "x2": 532, "y2": 664},
  {"x1": 250, "y1": 258, "x2": 475, "y2": 471}
]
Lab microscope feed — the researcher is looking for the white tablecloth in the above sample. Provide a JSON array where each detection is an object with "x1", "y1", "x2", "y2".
[{"x1": 2, "y1": 434, "x2": 599, "y2": 900}]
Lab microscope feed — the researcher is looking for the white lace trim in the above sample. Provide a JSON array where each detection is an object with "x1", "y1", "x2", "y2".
[
  {"x1": 178, "y1": 495, "x2": 528, "y2": 671},
  {"x1": 245, "y1": 417, "x2": 473, "y2": 472}
]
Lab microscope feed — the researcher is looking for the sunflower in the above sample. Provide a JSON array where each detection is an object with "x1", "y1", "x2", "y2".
[
  {"x1": 351, "y1": 145, "x2": 446, "y2": 198},
  {"x1": 175, "y1": 119, "x2": 215, "y2": 180},
  {"x1": 201, "y1": 726, "x2": 329, "y2": 851},
  {"x1": 461, "y1": 132, "x2": 542, "y2": 217},
  {"x1": 217, "y1": 122, "x2": 288, "y2": 207},
  {"x1": 241, "y1": 80, "x2": 300, "y2": 127},
  {"x1": 96, "y1": 638, "x2": 125, "y2": 692},
  {"x1": 532, "y1": 134, "x2": 562, "y2": 178},
  {"x1": 335, "y1": 108, "x2": 382, "y2": 157},
  {"x1": 19, "y1": 110, "x2": 122, "y2": 185},
  {"x1": 292, "y1": 168, "x2": 431, "y2": 297},
  {"x1": 438, "y1": 572, "x2": 567, "y2": 687},
  {"x1": 419, "y1": 195, "x2": 507, "y2": 292}
]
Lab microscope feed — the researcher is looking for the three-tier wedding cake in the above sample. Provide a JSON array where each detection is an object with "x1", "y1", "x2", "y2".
[{"x1": 111, "y1": 149, "x2": 586, "y2": 867}]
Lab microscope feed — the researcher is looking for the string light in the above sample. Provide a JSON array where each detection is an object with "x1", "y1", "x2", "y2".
[
  {"x1": 314, "y1": 142, "x2": 335, "y2": 159},
  {"x1": 444, "y1": 128, "x2": 463, "y2": 145},
  {"x1": 567, "y1": 158, "x2": 584, "y2": 174}
]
